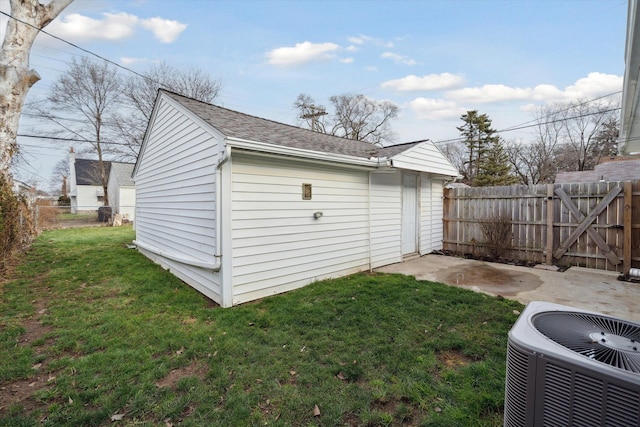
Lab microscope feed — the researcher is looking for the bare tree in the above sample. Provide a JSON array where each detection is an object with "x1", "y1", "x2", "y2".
[
  {"x1": 45, "y1": 57, "x2": 123, "y2": 206},
  {"x1": 438, "y1": 141, "x2": 469, "y2": 181},
  {"x1": 115, "y1": 62, "x2": 222, "y2": 160},
  {"x1": 0, "y1": 0, "x2": 73, "y2": 179},
  {"x1": 49, "y1": 158, "x2": 69, "y2": 195},
  {"x1": 504, "y1": 101, "x2": 620, "y2": 184},
  {"x1": 294, "y1": 94, "x2": 328, "y2": 133},
  {"x1": 503, "y1": 105, "x2": 564, "y2": 185},
  {"x1": 560, "y1": 99, "x2": 618, "y2": 171},
  {"x1": 329, "y1": 94, "x2": 398, "y2": 145},
  {"x1": 295, "y1": 93, "x2": 399, "y2": 145}
]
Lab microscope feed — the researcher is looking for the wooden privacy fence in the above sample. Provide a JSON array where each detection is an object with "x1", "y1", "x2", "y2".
[{"x1": 442, "y1": 180, "x2": 640, "y2": 273}]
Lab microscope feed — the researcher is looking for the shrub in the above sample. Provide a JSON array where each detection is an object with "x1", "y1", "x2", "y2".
[
  {"x1": 0, "y1": 178, "x2": 35, "y2": 276},
  {"x1": 479, "y1": 214, "x2": 512, "y2": 259},
  {"x1": 58, "y1": 195, "x2": 70, "y2": 206}
]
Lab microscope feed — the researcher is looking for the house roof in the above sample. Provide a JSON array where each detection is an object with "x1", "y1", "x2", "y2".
[
  {"x1": 110, "y1": 162, "x2": 135, "y2": 186},
  {"x1": 163, "y1": 90, "x2": 424, "y2": 160},
  {"x1": 555, "y1": 159, "x2": 640, "y2": 183},
  {"x1": 75, "y1": 159, "x2": 111, "y2": 186}
]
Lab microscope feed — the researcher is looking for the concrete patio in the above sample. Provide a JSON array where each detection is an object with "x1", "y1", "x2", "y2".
[{"x1": 376, "y1": 254, "x2": 640, "y2": 323}]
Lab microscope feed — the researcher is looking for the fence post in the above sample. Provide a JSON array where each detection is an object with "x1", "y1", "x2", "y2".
[
  {"x1": 546, "y1": 184, "x2": 554, "y2": 265},
  {"x1": 624, "y1": 182, "x2": 632, "y2": 275}
]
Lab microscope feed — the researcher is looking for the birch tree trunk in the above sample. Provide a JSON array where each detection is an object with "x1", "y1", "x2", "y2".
[{"x1": 0, "y1": 0, "x2": 73, "y2": 180}]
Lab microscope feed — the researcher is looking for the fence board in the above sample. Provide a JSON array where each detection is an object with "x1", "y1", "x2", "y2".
[{"x1": 443, "y1": 180, "x2": 639, "y2": 273}]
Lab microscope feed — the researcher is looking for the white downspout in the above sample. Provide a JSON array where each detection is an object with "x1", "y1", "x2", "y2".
[
  {"x1": 368, "y1": 170, "x2": 372, "y2": 272},
  {"x1": 132, "y1": 145, "x2": 230, "y2": 272},
  {"x1": 215, "y1": 145, "x2": 231, "y2": 260}
]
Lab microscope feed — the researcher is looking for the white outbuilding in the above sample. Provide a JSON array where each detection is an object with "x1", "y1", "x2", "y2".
[
  {"x1": 133, "y1": 90, "x2": 459, "y2": 307},
  {"x1": 107, "y1": 162, "x2": 136, "y2": 222}
]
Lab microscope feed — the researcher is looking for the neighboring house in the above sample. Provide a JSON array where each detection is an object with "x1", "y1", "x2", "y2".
[
  {"x1": 69, "y1": 148, "x2": 111, "y2": 213},
  {"x1": 107, "y1": 162, "x2": 136, "y2": 222},
  {"x1": 620, "y1": 0, "x2": 640, "y2": 155},
  {"x1": 13, "y1": 180, "x2": 36, "y2": 205},
  {"x1": 133, "y1": 90, "x2": 459, "y2": 307},
  {"x1": 555, "y1": 158, "x2": 640, "y2": 183}
]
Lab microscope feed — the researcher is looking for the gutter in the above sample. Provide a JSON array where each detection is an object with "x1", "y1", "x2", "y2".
[{"x1": 226, "y1": 137, "x2": 381, "y2": 168}]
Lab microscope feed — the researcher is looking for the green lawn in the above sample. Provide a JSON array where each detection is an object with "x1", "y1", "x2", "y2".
[{"x1": 0, "y1": 226, "x2": 523, "y2": 426}]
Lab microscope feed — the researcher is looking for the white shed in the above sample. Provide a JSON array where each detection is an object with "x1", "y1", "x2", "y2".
[
  {"x1": 133, "y1": 90, "x2": 459, "y2": 307},
  {"x1": 107, "y1": 162, "x2": 136, "y2": 222}
]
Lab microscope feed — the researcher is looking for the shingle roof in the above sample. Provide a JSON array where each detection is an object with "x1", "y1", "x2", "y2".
[
  {"x1": 110, "y1": 162, "x2": 135, "y2": 186},
  {"x1": 164, "y1": 90, "x2": 416, "y2": 160},
  {"x1": 75, "y1": 159, "x2": 111, "y2": 186},
  {"x1": 555, "y1": 159, "x2": 640, "y2": 183}
]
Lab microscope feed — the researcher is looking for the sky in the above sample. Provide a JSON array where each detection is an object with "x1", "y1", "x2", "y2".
[{"x1": 0, "y1": 0, "x2": 629, "y2": 188}]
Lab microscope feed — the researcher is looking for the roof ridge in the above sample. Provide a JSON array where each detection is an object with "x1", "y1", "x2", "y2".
[{"x1": 162, "y1": 89, "x2": 383, "y2": 149}]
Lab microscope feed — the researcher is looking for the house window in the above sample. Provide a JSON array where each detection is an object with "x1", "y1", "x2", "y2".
[{"x1": 302, "y1": 183, "x2": 312, "y2": 200}]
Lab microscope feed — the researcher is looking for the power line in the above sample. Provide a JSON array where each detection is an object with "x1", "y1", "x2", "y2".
[
  {"x1": 17, "y1": 133, "x2": 131, "y2": 146},
  {"x1": 0, "y1": 10, "x2": 162, "y2": 86},
  {"x1": 499, "y1": 91, "x2": 622, "y2": 133},
  {"x1": 434, "y1": 105, "x2": 621, "y2": 146}
]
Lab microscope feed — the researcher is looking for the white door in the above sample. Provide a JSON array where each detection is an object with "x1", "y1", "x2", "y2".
[{"x1": 402, "y1": 173, "x2": 418, "y2": 255}]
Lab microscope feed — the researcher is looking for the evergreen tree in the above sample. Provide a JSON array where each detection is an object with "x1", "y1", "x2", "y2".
[
  {"x1": 475, "y1": 138, "x2": 519, "y2": 186},
  {"x1": 457, "y1": 110, "x2": 500, "y2": 185}
]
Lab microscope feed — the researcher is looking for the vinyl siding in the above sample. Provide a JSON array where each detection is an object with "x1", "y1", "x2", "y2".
[
  {"x1": 75, "y1": 185, "x2": 103, "y2": 212},
  {"x1": 230, "y1": 153, "x2": 370, "y2": 304},
  {"x1": 370, "y1": 171, "x2": 402, "y2": 267},
  {"x1": 391, "y1": 142, "x2": 459, "y2": 176},
  {"x1": 107, "y1": 169, "x2": 136, "y2": 221},
  {"x1": 118, "y1": 187, "x2": 136, "y2": 221},
  {"x1": 134, "y1": 97, "x2": 222, "y2": 303},
  {"x1": 107, "y1": 171, "x2": 119, "y2": 214}
]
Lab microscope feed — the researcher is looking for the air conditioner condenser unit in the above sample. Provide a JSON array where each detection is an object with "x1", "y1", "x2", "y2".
[{"x1": 504, "y1": 301, "x2": 640, "y2": 426}]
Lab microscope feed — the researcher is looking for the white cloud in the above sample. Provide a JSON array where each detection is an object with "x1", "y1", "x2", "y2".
[
  {"x1": 347, "y1": 34, "x2": 394, "y2": 48},
  {"x1": 140, "y1": 17, "x2": 187, "y2": 43},
  {"x1": 121, "y1": 57, "x2": 147, "y2": 65},
  {"x1": 380, "y1": 52, "x2": 416, "y2": 66},
  {"x1": 266, "y1": 41, "x2": 340, "y2": 66},
  {"x1": 340, "y1": 57, "x2": 354, "y2": 64},
  {"x1": 409, "y1": 97, "x2": 463, "y2": 120},
  {"x1": 446, "y1": 84, "x2": 533, "y2": 103},
  {"x1": 444, "y1": 73, "x2": 622, "y2": 105},
  {"x1": 402, "y1": 72, "x2": 623, "y2": 125},
  {"x1": 46, "y1": 11, "x2": 187, "y2": 43},
  {"x1": 346, "y1": 45, "x2": 358, "y2": 52},
  {"x1": 48, "y1": 12, "x2": 138, "y2": 41},
  {"x1": 562, "y1": 72, "x2": 623, "y2": 101},
  {"x1": 381, "y1": 73, "x2": 465, "y2": 92}
]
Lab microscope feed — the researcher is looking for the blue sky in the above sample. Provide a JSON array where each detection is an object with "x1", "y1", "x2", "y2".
[{"x1": 0, "y1": 0, "x2": 628, "y2": 185}]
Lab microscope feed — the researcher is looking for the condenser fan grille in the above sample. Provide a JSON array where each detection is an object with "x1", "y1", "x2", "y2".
[{"x1": 532, "y1": 312, "x2": 640, "y2": 373}]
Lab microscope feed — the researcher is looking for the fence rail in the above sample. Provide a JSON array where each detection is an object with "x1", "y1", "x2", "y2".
[{"x1": 442, "y1": 180, "x2": 640, "y2": 273}]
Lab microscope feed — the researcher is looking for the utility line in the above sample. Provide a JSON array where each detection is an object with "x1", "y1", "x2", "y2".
[
  {"x1": 434, "y1": 106, "x2": 621, "y2": 145},
  {"x1": 1, "y1": 10, "x2": 625, "y2": 152},
  {"x1": 499, "y1": 91, "x2": 622, "y2": 132},
  {"x1": 17, "y1": 133, "x2": 131, "y2": 146},
  {"x1": 0, "y1": 10, "x2": 162, "y2": 86}
]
